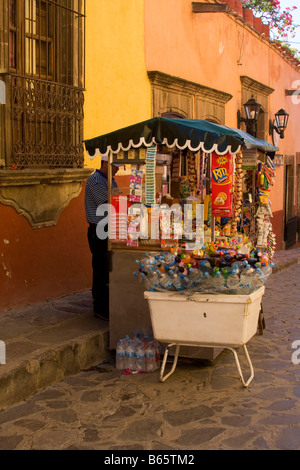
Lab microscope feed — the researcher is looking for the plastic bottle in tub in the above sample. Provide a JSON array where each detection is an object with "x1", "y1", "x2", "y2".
[
  {"x1": 188, "y1": 268, "x2": 203, "y2": 285},
  {"x1": 200, "y1": 272, "x2": 213, "y2": 292},
  {"x1": 212, "y1": 270, "x2": 226, "y2": 293},
  {"x1": 159, "y1": 273, "x2": 173, "y2": 290},
  {"x1": 237, "y1": 264, "x2": 252, "y2": 295},
  {"x1": 170, "y1": 273, "x2": 184, "y2": 291},
  {"x1": 226, "y1": 269, "x2": 240, "y2": 293},
  {"x1": 260, "y1": 262, "x2": 274, "y2": 283}
]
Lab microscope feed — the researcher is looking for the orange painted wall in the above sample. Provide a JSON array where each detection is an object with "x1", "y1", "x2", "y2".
[
  {"x1": 144, "y1": 0, "x2": 300, "y2": 134},
  {"x1": 0, "y1": 188, "x2": 92, "y2": 312},
  {"x1": 0, "y1": 175, "x2": 130, "y2": 313},
  {"x1": 144, "y1": 0, "x2": 300, "y2": 247}
]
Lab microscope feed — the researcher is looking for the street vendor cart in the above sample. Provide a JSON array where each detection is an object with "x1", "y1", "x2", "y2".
[{"x1": 84, "y1": 117, "x2": 278, "y2": 383}]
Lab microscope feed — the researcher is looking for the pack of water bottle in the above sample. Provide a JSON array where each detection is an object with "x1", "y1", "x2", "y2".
[
  {"x1": 115, "y1": 333, "x2": 160, "y2": 372},
  {"x1": 226, "y1": 261, "x2": 274, "y2": 294},
  {"x1": 133, "y1": 250, "x2": 274, "y2": 295}
]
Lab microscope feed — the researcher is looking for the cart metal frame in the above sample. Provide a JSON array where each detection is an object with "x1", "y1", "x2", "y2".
[{"x1": 160, "y1": 342, "x2": 254, "y2": 387}]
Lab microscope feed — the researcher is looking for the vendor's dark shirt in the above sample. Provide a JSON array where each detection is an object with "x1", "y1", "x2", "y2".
[{"x1": 85, "y1": 170, "x2": 118, "y2": 224}]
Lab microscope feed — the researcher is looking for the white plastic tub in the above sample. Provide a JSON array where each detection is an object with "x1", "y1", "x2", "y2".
[
  {"x1": 144, "y1": 287, "x2": 265, "y2": 386},
  {"x1": 144, "y1": 286, "x2": 265, "y2": 348}
]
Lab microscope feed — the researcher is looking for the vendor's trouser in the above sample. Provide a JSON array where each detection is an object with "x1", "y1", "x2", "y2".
[{"x1": 87, "y1": 223, "x2": 109, "y2": 314}]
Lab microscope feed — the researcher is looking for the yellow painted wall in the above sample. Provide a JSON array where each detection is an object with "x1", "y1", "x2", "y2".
[{"x1": 84, "y1": 0, "x2": 152, "y2": 169}]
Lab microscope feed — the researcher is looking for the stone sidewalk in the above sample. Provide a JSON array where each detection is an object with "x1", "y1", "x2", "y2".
[
  {"x1": 272, "y1": 245, "x2": 300, "y2": 273},
  {"x1": 0, "y1": 291, "x2": 111, "y2": 411}
]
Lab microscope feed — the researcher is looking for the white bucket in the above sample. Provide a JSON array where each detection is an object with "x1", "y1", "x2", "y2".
[{"x1": 144, "y1": 287, "x2": 265, "y2": 348}]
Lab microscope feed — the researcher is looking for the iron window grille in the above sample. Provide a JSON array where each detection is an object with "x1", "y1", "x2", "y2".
[{"x1": 8, "y1": 0, "x2": 85, "y2": 168}]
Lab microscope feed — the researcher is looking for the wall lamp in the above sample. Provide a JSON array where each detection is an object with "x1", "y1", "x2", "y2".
[
  {"x1": 269, "y1": 108, "x2": 289, "y2": 139},
  {"x1": 237, "y1": 96, "x2": 262, "y2": 137}
]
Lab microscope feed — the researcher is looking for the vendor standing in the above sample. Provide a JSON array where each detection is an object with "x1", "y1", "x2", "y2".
[{"x1": 85, "y1": 155, "x2": 122, "y2": 320}]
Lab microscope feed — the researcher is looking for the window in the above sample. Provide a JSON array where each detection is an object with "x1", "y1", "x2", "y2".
[
  {"x1": 240, "y1": 76, "x2": 274, "y2": 142},
  {"x1": 9, "y1": 0, "x2": 17, "y2": 69},
  {"x1": 24, "y1": 0, "x2": 53, "y2": 78},
  {"x1": 285, "y1": 164, "x2": 294, "y2": 221},
  {"x1": 7, "y1": 0, "x2": 85, "y2": 168}
]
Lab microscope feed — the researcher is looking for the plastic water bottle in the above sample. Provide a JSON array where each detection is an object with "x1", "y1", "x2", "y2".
[
  {"x1": 152, "y1": 339, "x2": 161, "y2": 369},
  {"x1": 220, "y1": 267, "x2": 229, "y2": 280},
  {"x1": 135, "y1": 271, "x2": 159, "y2": 291},
  {"x1": 116, "y1": 339, "x2": 126, "y2": 370},
  {"x1": 249, "y1": 268, "x2": 263, "y2": 292},
  {"x1": 144, "y1": 342, "x2": 157, "y2": 372},
  {"x1": 231, "y1": 263, "x2": 241, "y2": 274},
  {"x1": 201, "y1": 272, "x2": 213, "y2": 292},
  {"x1": 166, "y1": 264, "x2": 178, "y2": 276},
  {"x1": 170, "y1": 273, "x2": 184, "y2": 291},
  {"x1": 198, "y1": 260, "x2": 213, "y2": 275},
  {"x1": 139, "y1": 253, "x2": 160, "y2": 273},
  {"x1": 133, "y1": 271, "x2": 144, "y2": 282},
  {"x1": 147, "y1": 270, "x2": 161, "y2": 290},
  {"x1": 142, "y1": 335, "x2": 149, "y2": 349},
  {"x1": 159, "y1": 273, "x2": 173, "y2": 290},
  {"x1": 163, "y1": 252, "x2": 176, "y2": 267},
  {"x1": 260, "y1": 262, "x2": 274, "y2": 283},
  {"x1": 135, "y1": 341, "x2": 145, "y2": 371},
  {"x1": 237, "y1": 264, "x2": 252, "y2": 295},
  {"x1": 125, "y1": 339, "x2": 136, "y2": 370},
  {"x1": 180, "y1": 273, "x2": 193, "y2": 290},
  {"x1": 226, "y1": 269, "x2": 240, "y2": 293},
  {"x1": 136, "y1": 271, "x2": 148, "y2": 289},
  {"x1": 212, "y1": 270, "x2": 226, "y2": 293},
  {"x1": 241, "y1": 259, "x2": 250, "y2": 271},
  {"x1": 139, "y1": 258, "x2": 155, "y2": 271},
  {"x1": 133, "y1": 332, "x2": 142, "y2": 347},
  {"x1": 188, "y1": 268, "x2": 203, "y2": 285},
  {"x1": 233, "y1": 260, "x2": 246, "y2": 275},
  {"x1": 122, "y1": 335, "x2": 130, "y2": 349}
]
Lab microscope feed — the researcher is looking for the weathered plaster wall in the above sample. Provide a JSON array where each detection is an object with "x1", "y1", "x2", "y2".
[{"x1": 0, "y1": 185, "x2": 91, "y2": 312}]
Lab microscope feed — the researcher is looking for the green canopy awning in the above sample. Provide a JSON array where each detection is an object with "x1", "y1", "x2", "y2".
[
  {"x1": 84, "y1": 117, "x2": 278, "y2": 158},
  {"x1": 228, "y1": 128, "x2": 279, "y2": 153}
]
